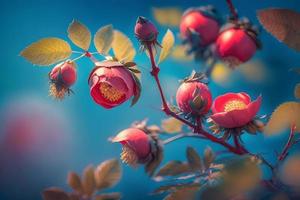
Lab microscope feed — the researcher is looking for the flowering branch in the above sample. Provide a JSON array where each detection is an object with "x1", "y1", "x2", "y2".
[{"x1": 145, "y1": 43, "x2": 248, "y2": 155}]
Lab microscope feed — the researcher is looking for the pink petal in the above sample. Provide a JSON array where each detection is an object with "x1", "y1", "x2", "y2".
[
  {"x1": 211, "y1": 95, "x2": 261, "y2": 128},
  {"x1": 212, "y1": 92, "x2": 251, "y2": 113}
]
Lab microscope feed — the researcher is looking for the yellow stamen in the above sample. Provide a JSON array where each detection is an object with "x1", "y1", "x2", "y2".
[
  {"x1": 120, "y1": 145, "x2": 138, "y2": 167},
  {"x1": 224, "y1": 100, "x2": 247, "y2": 112},
  {"x1": 99, "y1": 82, "x2": 124, "y2": 102}
]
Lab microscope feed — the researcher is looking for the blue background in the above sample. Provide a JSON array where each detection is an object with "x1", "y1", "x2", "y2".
[{"x1": 0, "y1": 0, "x2": 300, "y2": 199}]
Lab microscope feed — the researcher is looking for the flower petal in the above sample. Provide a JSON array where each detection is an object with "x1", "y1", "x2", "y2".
[
  {"x1": 211, "y1": 95, "x2": 261, "y2": 128},
  {"x1": 212, "y1": 92, "x2": 251, "y2": 113}
]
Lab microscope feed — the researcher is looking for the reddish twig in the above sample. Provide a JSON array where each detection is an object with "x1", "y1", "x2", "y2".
[
  {"x1": 278, "y1": 124, "x2": 297, "y2": 161},
  {"x1": 146, "y1": 43, "x2": 248, "y2": 155},
  {"x1": 226, "y1": 0, "x2": 238, "y2": 21}
]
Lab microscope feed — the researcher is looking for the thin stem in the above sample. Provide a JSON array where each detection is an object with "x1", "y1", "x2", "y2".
[
  {"x1": 163, "y1": 133, "x2": 207, "y2": 145},
  {"x1": 70, "y1": 53, "x2": 86, "y2": 63},
  {"x1": 85, "y1": 52, "x2": 100, "y2": 64},
  {"x1": 146, "y1": 43, "x2": 196, "y2": 128},
  {"x1": 278, "y1": 124, "x2": 297, "y2": 161},
  {"x1": 226, "y1": 0, "x2": 238, "y2": 21},
  {"x1": 205, "y1": 58, "x2": 217, "y2": 78}
]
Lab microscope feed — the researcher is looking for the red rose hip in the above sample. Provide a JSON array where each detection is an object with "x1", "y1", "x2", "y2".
[
  {"x1": 180, "y1": 10, "x2": 220, "y2": 46},
  {"x1": 176, "y1": 81, "x2": 212, "y2": 115},
  {"x1": 215, "y1": 28, "x2": 257, "y2": 66},
  {"x1": 49, "y1": 61, "x2": 77, "y2": 99}
]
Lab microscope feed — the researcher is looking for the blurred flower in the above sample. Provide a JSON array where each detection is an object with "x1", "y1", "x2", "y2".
[
  {"x1": 49, "y1": 61, "x2": 77, "y2": 99},
  {"x1": 111, "y1": 128, "x2": 151, "y2": 166},
  {"x1": 88, "y1": 61, "x2": 137, "y2": 109},
  {"x1": 210, "y1": 92, "x2": 261, "y2": 128}
]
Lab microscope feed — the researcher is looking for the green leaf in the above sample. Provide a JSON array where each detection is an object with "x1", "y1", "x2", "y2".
[
  {"x1": 161, "y1": 117, "x2": 183, "y2": 134},
  {"x1": 67, "y1": 172, "x2": 82, "y2": 193},
  {"x1": 94, "y1": 159, "x2": 121, "y2": 190},
  {"x1": 158, "y1": 29, "x2": 175, "y2": 64},
  {"x1": 186, "y1": 147, "x2": 202, "y2": 171},
  {"x1": 112, "y1": 30, "x2": 136, "y2": 63},
  {"x1": 204, "y1": 147, "x2": 215, "y2": 169},
  {"x1": 42, "y1": 187, "x2": 69, "y2": 200},
  {"x1": 257, "y1": 8, "x2": 300, "y2": 51},
  {"x1": 264, "y1": 102, "x2": 300, "y2": 135},
  {"x1": 82, "y1": 165, "x2": 96, "y2": 197},
  {"x1": 68, "y1": 20, "x2": 91, "y2": 51},
  {"x1": 20, "y1": 38, "x2": 72, "y2": 66},
  {"x1": 94, "y1": 25, "x2": 114, "y2": 55}
]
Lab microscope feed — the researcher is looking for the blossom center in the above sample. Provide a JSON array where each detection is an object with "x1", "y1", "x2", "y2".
[
  {"x1": 99, "y1": 82, "x2": 125, "y2": 102},
  {"x1": 224, "y1": 100, "x2": 247, "y2": 112},
  {"x1": 120, "y1": 145, "x2": 138, "y2": 167}
]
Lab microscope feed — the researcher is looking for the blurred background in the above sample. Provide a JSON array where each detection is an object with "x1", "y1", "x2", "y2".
[{"x1": 0, "y1": 0, "x2": 299, "y2": 199}]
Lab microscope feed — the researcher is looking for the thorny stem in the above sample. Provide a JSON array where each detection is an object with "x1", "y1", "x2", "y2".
[
  {"x1": 146, "y1": 43, "x2": 248, "y2": 155},
  {"x1": 278, "y1": 124, "x2": 297, "y2": 161},
  {"x1": 226, "y1": 0, "x2": 238, "y2": 21}
]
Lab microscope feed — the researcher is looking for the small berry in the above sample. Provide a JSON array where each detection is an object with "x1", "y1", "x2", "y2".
[
  {"x1": 215, "y1": 28, "x2": 257, "y2": 66},
  {"x1": 49, "y1": 61, "x2": 77, "y2": 99},
  {"x1": 180, "y1": 9, "x2": 220, "y2": 46},
  {"x1": 176, "y1": 81, "x2": 212, "y2": 116}
]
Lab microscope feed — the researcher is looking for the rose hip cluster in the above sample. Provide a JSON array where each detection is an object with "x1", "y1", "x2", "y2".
[
  {"x1": 180, "y1": 5, "x2": 261, "y2": 67},
  {"x1": 112, "y1": 16, "x2": 263, "y2": 167}
]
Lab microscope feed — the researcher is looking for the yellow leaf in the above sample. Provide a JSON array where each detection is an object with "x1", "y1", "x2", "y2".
[
  {"x1": 238, "y1": 60, "x2": 267, "y2": 83},
  {"x1": 161, "y1": 117, "x2": 183, "y2": 134},
  {"x1": 152, "y1": 7, "x2": 182, "y2": 27},
  {"x1": 294, "y1": 83, "x2": 300, "y2": 99},
  {"x1": 94, "y1": 159, "x2": 121, "y2": 190},
  {"x1": 158, "y1": 29, "x2": 175, "y2": 64},
  {"x1": 170, "y1": 45, "x2": 193, "y2": 61},
  {"x1": 211, "y1": 63, "x2": 232, "y2": 85},
  {"x1": 280, "y1": 155, "x2": 300, "y2": 187},
  {"x1": 82, "y1": 165, "x2": 96, "y2": 197},
  {"x1": 112, "y1": 30, "x2": 136, "y2": 63},
  {"x1": 20, "y1": 38, "x2": 72, "y2": 66},
  {"x1": 67, "y1": 172, "x2": 82, "y2": 193},
  {"x1": 94, "y1": 25, "x2": 114, "y2": 55},
  {"x1": 68, "y1": 20, "x2": 91, "y2": 51},
  {"x1": 264, "y1": 102, "x2": 300, "y2": 135}
]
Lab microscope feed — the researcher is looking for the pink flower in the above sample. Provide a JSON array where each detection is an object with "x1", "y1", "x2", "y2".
[
  {"x1": 176, "y1": 81, "x2": 212, "y2": 115},
  {"x1": 111, "y1": 128, "x2": 151, "y2": 166},
  {"x1": 88, "y1": 61, "x2": 137, "y2": 109},
  {"x1": 210, "y1": 92, "x2": 262, "y2": 128},
  {"x1": 135, "y1": 16, "x2": 158, "y2": 43}
]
